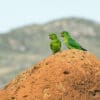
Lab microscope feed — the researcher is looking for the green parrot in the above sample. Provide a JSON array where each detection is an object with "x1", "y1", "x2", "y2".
[
  {"x1": 49, "y1": 33, "x2": 61, "y2": 54},
  {"x1": 60, "y1": 31, "x2": 87, "y2": 51}
]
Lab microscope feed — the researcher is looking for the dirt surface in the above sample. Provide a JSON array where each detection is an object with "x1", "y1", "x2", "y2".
[{"x1": 0, "y1": 49, "x2": 100, "y2": 100}]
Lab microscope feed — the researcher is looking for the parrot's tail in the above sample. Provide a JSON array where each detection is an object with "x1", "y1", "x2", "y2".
[{"x1": 81, "y1": 47, "x2": 87, "y2": 51}]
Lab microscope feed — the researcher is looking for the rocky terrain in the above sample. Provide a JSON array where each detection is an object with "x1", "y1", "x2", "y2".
[{"x1": 0, "y1": 49, "x2": 100, "y2": 100}]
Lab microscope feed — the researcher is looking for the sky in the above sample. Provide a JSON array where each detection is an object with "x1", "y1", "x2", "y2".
[{"x1": 0, "y1": 0, "x2": 100, "y2": 32}]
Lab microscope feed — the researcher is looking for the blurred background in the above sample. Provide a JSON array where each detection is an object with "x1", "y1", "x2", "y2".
[{"x1": 0, "y1": 0, "x2": 100, "y2": 88}]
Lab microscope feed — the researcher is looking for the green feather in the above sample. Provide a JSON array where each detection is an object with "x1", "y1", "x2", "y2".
[
  {"x1": 49, "y1": 33, "x2": 61, "y2": 54},
  {"x1": 61, "y1": 31, "x2": 87, "y2": 51}
]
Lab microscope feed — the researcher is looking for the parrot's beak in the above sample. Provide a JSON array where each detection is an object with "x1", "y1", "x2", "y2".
[{"x1": 49, "y1": 35, "x2": 52, "y2": 39}]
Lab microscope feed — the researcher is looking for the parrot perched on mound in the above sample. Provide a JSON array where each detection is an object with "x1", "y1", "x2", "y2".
[
  {"x1": 49, "y1": 33, "x2": 61, "y2": 54},
  {"x1": 60, "y1": 31, "x2": 87, "y2": 51}
]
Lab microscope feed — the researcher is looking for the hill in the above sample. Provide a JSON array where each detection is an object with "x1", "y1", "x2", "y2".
[
  {"x1": 0, "y1": 17, "x2": 100, "y2": 88},
  {"x1": 0, "y1": 49, "x2": 100, "y2": 100},
  {"x1": 0, "y1": 17, "x2": 100, "y2": 54}
]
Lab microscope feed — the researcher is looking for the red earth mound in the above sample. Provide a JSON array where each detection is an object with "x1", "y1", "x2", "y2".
[{"x1": 0, "y1": 49, "x2": 100, "y2": 100}]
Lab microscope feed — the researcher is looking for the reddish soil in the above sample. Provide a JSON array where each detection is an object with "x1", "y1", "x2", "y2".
[{"x1": 0, "y1": 49, "x2": 100, "y2": 100}]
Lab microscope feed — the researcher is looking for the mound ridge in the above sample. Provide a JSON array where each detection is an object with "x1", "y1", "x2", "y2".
[{"x1": 0, "y1": 49, "x2": 100, "y2": 100}]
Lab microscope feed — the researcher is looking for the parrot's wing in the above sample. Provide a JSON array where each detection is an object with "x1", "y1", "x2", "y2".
[
  {"x1": 50, "y1": 41, "x2": 57, "y2": 50},
  {"x1": 69, "y1": 38, "x2": 82, "y2": 48},
  {"x1": 50, "y1": 42, "x2": 53, "y2": 49}
]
